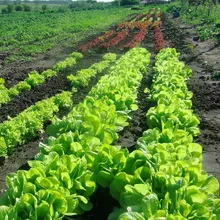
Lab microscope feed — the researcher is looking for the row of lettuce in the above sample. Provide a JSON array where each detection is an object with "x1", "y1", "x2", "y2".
[
  {"x1": 0, "y1": 47, "x2": 151, "y2": 219},
  {"x1": 0, "y1": 52, "x2": 83, "y2": 108},
  {"x1": 0, "y1": 47, "x2": 219, "y2": 219},
  {"x1": 0, "y1": 53, "x2": 117, "y2": 157},
  {"x1": 108, "y1": 48, "x2": 220, "y2": 219}
]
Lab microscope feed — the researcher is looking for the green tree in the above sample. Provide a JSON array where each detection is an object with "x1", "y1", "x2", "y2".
[
  {"x1": 23, "y1": 4, "x2": 31, "y2": 12},
  {"x1": 7, "y1": 4, "x2": 14, "y2": 13},
  {"x1": 42, "y1": 5, "x2": 47, "y2": 11},
  {"x1": 15, "y1": 5, "x2": 23, "y2": 11},
  {"x1": 1, "y1": 8, "x2": 8, "y2": 14},
  {"x1": 120, "y1": 0, "x2": 140, "y2": 6},
  {"x1": 112, "y1": 0, "x2": 121, "y2": 6}
]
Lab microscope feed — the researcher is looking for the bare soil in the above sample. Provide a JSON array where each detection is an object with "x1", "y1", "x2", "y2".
[{"x1": 163, "y1": 15, "x2": 220, "y2": 182}]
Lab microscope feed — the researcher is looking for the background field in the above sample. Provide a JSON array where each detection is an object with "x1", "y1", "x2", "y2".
[{"x1": 0, "y1": 7, "x2": 142, "y2": 63}]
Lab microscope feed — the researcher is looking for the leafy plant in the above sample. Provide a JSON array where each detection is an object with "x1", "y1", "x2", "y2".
[
  {"x1": 67, "y1": 69, "x2": 97, "y2": 87},
  {"x1": 0, "y1": 78, "x2": 5, "y2": 84},
  {"x1": 53, "y1": 57, "x2": 77, "y2": 72},
  {"x1": 102, "y1": 29, "x2": 129, "y2": 48},
  {"x1": 211, "y1": 70, "x2": 220, "y2": 79},
  {"x1": 122, "y1": 23, "x2": 149, "y2": 49},
  {"x1": 0, "y1": 85, "x2": 10, "y2": 108},
  {"x1": 8, "y1": 87, "x2": 19, "y2": 98},
  {"x1": 70, "y1": 52, "x2": 83, "y2": 60},
  {"x1": 41, "y1": 69, "x2": 56, "y2": 78},
  {"x1": 102, "y1": 53, "x2": 117, "y2": 61},
  {"x1": 67, "y1": 53, "x2": 117, "y2": 88},
  {"x1": 147, "y1": 103, "x2": 200, "y2": 136},
  {"x1": 154, "y1": 25, "x2": 166, "y2": 51},
  {"x1": 13, "y1": 81, "x2": 31, "y2": 92},
  {"x1": 25, "y1": 71, "x2": 45, "y2": 87},
  {"x1": 54, "y1": 91, "x2": 72, "y2": 108}
]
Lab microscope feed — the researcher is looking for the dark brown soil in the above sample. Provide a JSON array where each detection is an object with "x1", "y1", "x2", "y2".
[
  {"x1": 163, "y1": 14, "x2": 220, "y2": 182},
  {"x1": 64, "y1": 187, "x2": 119, "y2": 220},
  {"x1": 0, "y1": 44, "x2": 75, "y2": 88}
]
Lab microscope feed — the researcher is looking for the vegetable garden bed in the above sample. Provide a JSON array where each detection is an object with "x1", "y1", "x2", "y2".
[{"x1": 0, "y1": 8, "x2": 219, "y2": 219}]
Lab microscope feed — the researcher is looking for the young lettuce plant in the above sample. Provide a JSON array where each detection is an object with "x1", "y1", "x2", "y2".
[
  {"x1": 25, "y1": 71, "x2": 45, "y2": 87},
  {"x1": 0, "y1": 84, "x2": 10, "y2": 108}
]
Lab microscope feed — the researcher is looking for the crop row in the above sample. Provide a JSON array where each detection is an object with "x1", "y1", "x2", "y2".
[
  {"x1": 0, "y1": 91, "x2": 72, "y2": 157},
  {"x1": 0, "y1": 53, "x2": 116, "y2": 157},
  {"x1": 121, "y1": 9, "x2": 164, "y2": 50},
  {"x1": 117, "y1": 15, "x2": 151, "y2": 30},
  {"x1": 154, "y1": 21, "x2": 166, "y2": 51},
  {"x1": 0, "y1": 52, "x2": 83, "y2": 108},
  {"x1": 107, "y1": 48, "x2": 220, "y2": 219},
  {"x1": 121, "y1": 20, "x2": 152, "y2": 49},
  {"x1": 0, "y1": 48, "x2": 151, "y2": 219},
  {"x1": 79, "y1": 30, "x2": 116, "y2": 52},
  {"x1": 1, "y1": 47, "x2": 215, "y2": 219},
  {"x1": 101, "y1": 29, "x2": 129, "y2": 49},
  {"x1": 78, "y1": 9, "x2": 161, "y2": 52},
  {"x1": 67, "y1": 53, "x2": 117, "y2": 88},
  {"x1": 120, "y1": 17, "x2": 165, "y2": 50}
]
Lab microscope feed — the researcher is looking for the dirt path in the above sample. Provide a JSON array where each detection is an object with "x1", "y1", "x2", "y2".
[{"x1": 163, "y1": 15, "x2": 220, "y2": 182}]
